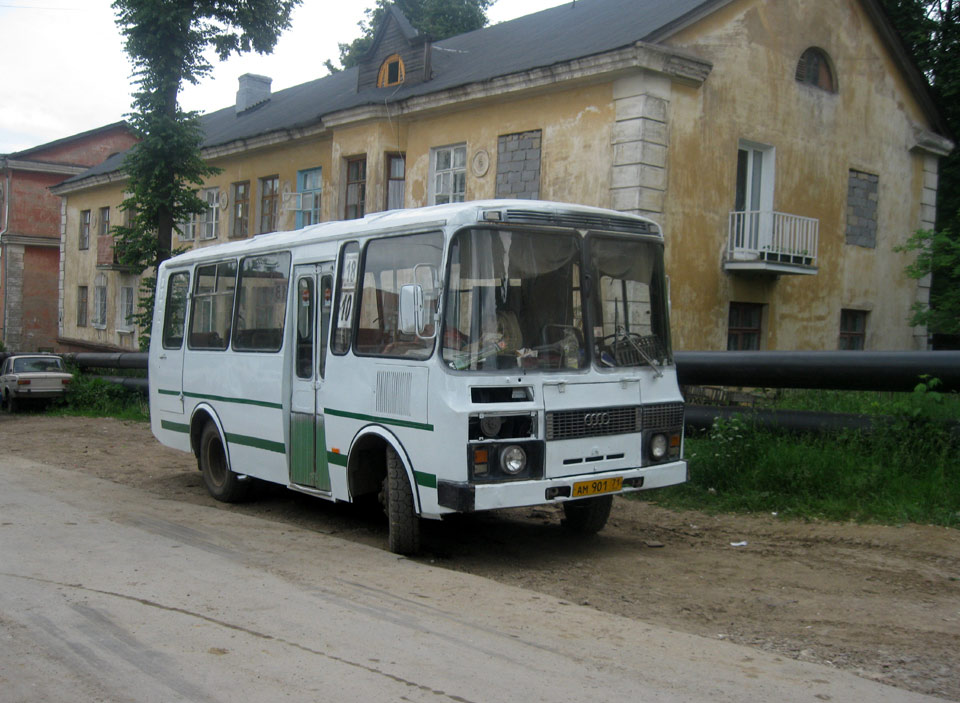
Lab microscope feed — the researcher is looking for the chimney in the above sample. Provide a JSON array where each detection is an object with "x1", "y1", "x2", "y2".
[{"x1": 236, "y1": 73, "x2": 272, "y2": 113}]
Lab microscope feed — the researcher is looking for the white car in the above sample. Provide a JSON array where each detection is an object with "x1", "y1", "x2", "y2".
[{"x1": 0, "y1": 354, "x2": 72, "y2": 412}]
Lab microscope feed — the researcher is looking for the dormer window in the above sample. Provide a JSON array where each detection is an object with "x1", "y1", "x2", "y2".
[
  {"x1": 795, "y1": 48, "x2": 836, "y2": 92},
  {"x1": 377, "y1": 54, "x2": 405, "y2": 88}
]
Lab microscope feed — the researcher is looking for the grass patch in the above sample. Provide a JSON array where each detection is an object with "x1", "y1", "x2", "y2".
[
  {"x1": 54, "y1": 372, "x2": 149, "y2": 422},
  {"x1": 651, "y1": 382, "x2": 960, "y2": 527}
]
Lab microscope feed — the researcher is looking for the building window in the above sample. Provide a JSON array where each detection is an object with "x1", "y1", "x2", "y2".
[
  {"x1": 199, "y1": 188, "x2": 220, "y2": 240},
  {"x1": 232, "y1": 181, "x2": 250, "y2": 238},
  {"x1": 386, "y1": 154, "x2": 405, "y2": 210},
  {"x1": 98, "y1": 207, "x2": 111, "y2": 236},
  {"x1": 795, "y1": 47, "x2": 836, "y2": 92},
  {"x1": 77, "y1": 286, "x2": 88, "y2": 327},
  {"x1": 839, "y1": 309, "x2": 867, "y2": 350},
  {"x1": 296, "y1": 168, "x2": 322, "y2": 228},
  {"x1": 345, "y1": 157, "x2": 366, "y2": 220},
  {"x1": 93, "y1": 274, "x2": 108, "y2": 330},
  {"x1": 846, "y1": 170, "x2": 879, "y2": 249},
  {"x1": 431, "y1": 144, "x2": 466, "y2": 205},
  {"x1": 118, "y1": 285, "x2": 136, "y2": 332},
  {"x1": 727, "y1": 302, "x2": 763, "y2": 350},
  {"x1": 259, "y1": 175, "x2": 280, "y2": 233},
  {"x1": 79, "y1": 210, "x2": 91, "y2": 250},
  {"x1": 377, "y1": 54, "x2": 405, "y2": 87}
]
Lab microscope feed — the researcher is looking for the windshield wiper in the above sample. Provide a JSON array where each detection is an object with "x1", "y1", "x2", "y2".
[{"x1": 616, "y1": 325, "x2": 664, "y2": 378}]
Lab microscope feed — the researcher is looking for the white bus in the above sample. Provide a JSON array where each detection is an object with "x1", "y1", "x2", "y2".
[{"x1": 149, "y1": 200, "x2": 687, "y2": 553}]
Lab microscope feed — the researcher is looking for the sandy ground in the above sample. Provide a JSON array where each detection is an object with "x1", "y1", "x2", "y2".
[{"x1": 2, "y1": 414, "x2": 958, "y2": 700}]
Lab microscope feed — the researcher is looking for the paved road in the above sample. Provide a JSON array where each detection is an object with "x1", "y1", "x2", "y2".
[{"x1": 0, "y1": 455, "x2": 939, "y2": 703}]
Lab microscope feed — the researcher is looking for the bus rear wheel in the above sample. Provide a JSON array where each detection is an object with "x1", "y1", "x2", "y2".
[
  {"x1": 561, "y1": 495, "x2": 613, "y2": 535},
  {"x1": 384, "y1": 446, "x2": 420, "y2": 555},
  {"x1": 199, "y1": 422, "x2": 251, "y2": 503}
]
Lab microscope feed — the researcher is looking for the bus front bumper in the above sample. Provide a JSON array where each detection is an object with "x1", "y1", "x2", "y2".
[{"x1": 436, "y1": 460, "x2": 688, "y2": 513}]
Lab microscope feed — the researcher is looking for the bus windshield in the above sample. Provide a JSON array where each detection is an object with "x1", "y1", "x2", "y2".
[
  {"x1": 442, "y1": 228, "x2": 671, "y2": 372},
  {"x1": 443, "y1": 228, "x2": 585, "y2": 371},
  {"x1": 588, "y1": 234, "x2": 671, "y2": 368}
]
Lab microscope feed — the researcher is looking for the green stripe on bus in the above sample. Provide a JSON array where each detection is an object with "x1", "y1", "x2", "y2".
[
  {"x1": 327, "y1": 451, "x2": 348, "y2": 467},
  {"x1": 324, "y1": 407, "x2": 434, "y2": 432},
  {"x1": 161, "y1": 420, "x2": 190, "y2": 433},
  {"x1": 225, "y1": 432, "x2": 286, "y2": 454},
  {"x1": 414, "y1": 471, "x2": 437, "y2": 489},
  {"x1": 157, "y1": 388, "x2": 282, "y2": 410}
]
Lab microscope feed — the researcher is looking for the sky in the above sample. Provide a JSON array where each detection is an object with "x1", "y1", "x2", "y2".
[{"x1": 0, "y1": 0, "x2": 565, "y2": 154}]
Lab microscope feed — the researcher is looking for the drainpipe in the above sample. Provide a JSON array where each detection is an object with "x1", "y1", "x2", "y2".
[{"x1": 0, "y1": 159, "x2": 10, "y2": 349}]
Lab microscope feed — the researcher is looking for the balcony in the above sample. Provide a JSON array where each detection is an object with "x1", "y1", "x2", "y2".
[{"x1": 724, "y1": 211, "x2": 819, "y2": 275}]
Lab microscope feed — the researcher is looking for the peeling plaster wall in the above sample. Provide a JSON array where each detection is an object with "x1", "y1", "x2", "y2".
[{"x1": 663, "y1": 0, "x2": 942, "y2": 350}]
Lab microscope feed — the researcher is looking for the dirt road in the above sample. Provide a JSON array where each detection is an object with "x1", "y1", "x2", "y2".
[{"x1": 3, "y1": 414, "x2": 958, "y2": 700}]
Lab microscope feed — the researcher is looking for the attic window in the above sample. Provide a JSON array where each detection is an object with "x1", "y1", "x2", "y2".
[
  {"x1": 378, "y1": 54, "x2": 405, "y2": 88},
  {"x1": 795, "y1": 48, "x2": 836, "y2": 92}
]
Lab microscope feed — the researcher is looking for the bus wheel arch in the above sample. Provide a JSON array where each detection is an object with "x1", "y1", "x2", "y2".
[
  {"x1": 190, "y1": 406, "x2": 251, "y2": 503},
  {"x1": 346, "y1": 428, "x2": 421, "y2": 554}
]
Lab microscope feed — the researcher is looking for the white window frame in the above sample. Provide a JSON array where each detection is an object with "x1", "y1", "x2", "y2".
[
  {"x1": 296, "y1": 168, "x2": 323, "y2": 228},
  {"x1": 93, "y1": 274, "x2": 108, "y2": 330},
  {"x1": 429, "y1": 144, "x2": 466, "y2": 205},
  {"x1": 199, "y1": 188, "x2": 220, "y2": 240},
  {"x1": 118, "y1": 284, "x2": 136, "y2": 333}
]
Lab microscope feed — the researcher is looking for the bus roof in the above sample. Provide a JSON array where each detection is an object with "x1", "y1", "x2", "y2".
[{"x1": 159, "y1": 200, "x2": 663, "y2": 270}]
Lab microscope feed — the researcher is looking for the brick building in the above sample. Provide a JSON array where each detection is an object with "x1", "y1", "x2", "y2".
[{"x1": 0, "y1": 123, "x2": 136, "y2": 351}]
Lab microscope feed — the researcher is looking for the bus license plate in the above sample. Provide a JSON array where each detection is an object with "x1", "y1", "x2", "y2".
[{"x1": 572, "y1": 476, "x2": 623, "y2": 498}]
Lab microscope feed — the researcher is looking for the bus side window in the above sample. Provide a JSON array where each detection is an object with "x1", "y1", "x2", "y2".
[
  {"x1": 162, "y1": 271, "x2": 190, "y2": 349},
  {"x1": 233, "y1": 252, "x2": 291, "y2": 352},
  {"x1": 188, "y1": 260, "x2": 237, "y2": 350},
  {"x1": 332, "y1": 241, "x2": 359, "y2": 355}
]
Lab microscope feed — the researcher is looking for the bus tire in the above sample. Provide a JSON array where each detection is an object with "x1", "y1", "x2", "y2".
[
  {"x1": 199, "y1": 421, "x2": 251, "y2": 503},
  {"x1": 385, "y1": 446, "x2": 420, "y2": 555},
  {"x1": 561, "y1": 495, "x2": 613, "y2": 535}
]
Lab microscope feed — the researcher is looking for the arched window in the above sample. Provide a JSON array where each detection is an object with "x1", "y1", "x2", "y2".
[
  {"x1": 795, "y1": 48, "x2": 836, "y2": 92},
  {"x1": 377, "y1": 54, "x2": 405, "y2": 88}
]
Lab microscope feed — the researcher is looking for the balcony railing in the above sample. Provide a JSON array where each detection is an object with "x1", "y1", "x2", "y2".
[{"x1": 726, "y1": 211, "x2": 819, "y2": 275}]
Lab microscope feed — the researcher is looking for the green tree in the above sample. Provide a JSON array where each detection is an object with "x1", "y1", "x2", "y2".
[
  {"x1": 111, "y1": 0, "x2": 299, "y2": 348},
  {"x1": 325, "y1": 0, "x2": 492, "y2": 72},
  {"x1": 880, "y1": 0, "x2": 960, "y2": 343}
]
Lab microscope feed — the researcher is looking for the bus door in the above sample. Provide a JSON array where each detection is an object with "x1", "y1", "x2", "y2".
[
  {"x1": 155, "y1": 270, "x2": 191, "y2": 415},
  {"x1": 289, "y1": 262, "x2": 334, "y2": 490}
]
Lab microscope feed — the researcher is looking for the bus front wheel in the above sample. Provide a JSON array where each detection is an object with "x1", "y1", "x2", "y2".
[
  {"x1": 561, "y1": 495, "x2": 613, "y2": 535},
  {"x1": 199, "y1": 422, "x2": 251, "y2": 503},
  {"x1": 384, "y1": 446, "x2": 420, "y2": 555}
]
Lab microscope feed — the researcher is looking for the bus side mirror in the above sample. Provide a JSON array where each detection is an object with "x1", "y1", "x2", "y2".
[{"x1": 399, "y1": 284, "x2": 425, "y2": 336}]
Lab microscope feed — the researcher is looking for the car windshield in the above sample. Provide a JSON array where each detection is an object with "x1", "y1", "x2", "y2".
[
  {"x1": 587, "y1": 235, "x2": 671, "y2": 368},
  {"x1": 13, "y1": 357, "x2": 64, "y2": 373},
  {"x1": 442, "y1": 227, "x2": 585, "y2": 371}
]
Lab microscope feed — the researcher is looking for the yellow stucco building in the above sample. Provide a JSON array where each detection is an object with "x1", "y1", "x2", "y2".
[{"x1": 54, "y1": 0, "x2": 952, "y2": 352}]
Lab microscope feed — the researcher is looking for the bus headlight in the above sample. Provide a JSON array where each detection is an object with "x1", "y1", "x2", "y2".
[
  {"x1": 649, "y1": 433, "x2": 668, "y2": 461},
  {"x1": 500, "y1": 445, "x2": 527, "y2": 474}
]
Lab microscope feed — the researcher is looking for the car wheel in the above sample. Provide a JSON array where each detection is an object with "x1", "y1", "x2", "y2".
[
  {"x1": 199, "y1": 421, "x2": 251, "y2": 503},
  {"x1": 561, "y1": 495, "x2": 613, "y2": 535},
  {"x1": 384, "y1": 446, "x2": 420, "y2": 555},
  {"x1": 3, "y1": 392, "x2": 18, "y2": 413}
]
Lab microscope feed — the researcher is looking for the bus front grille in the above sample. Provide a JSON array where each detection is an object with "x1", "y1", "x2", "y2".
[
  {"x1": 545, "y1": 406, "x2": 640, "y2": 440},
  {"x1": 641, "y1": 402, "x2": 685, "y2": 430}
]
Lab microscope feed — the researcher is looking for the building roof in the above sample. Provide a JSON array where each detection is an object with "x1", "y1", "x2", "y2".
[
  {"x1": 4, "y1": 121, "x2": 129, "y2": 163},
  {"x1": 64, "y1": 0, "x2": 717, "y2": 185},
  {"x1": 61, "y1": 0, "x2": 951, "y2": 188}
]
